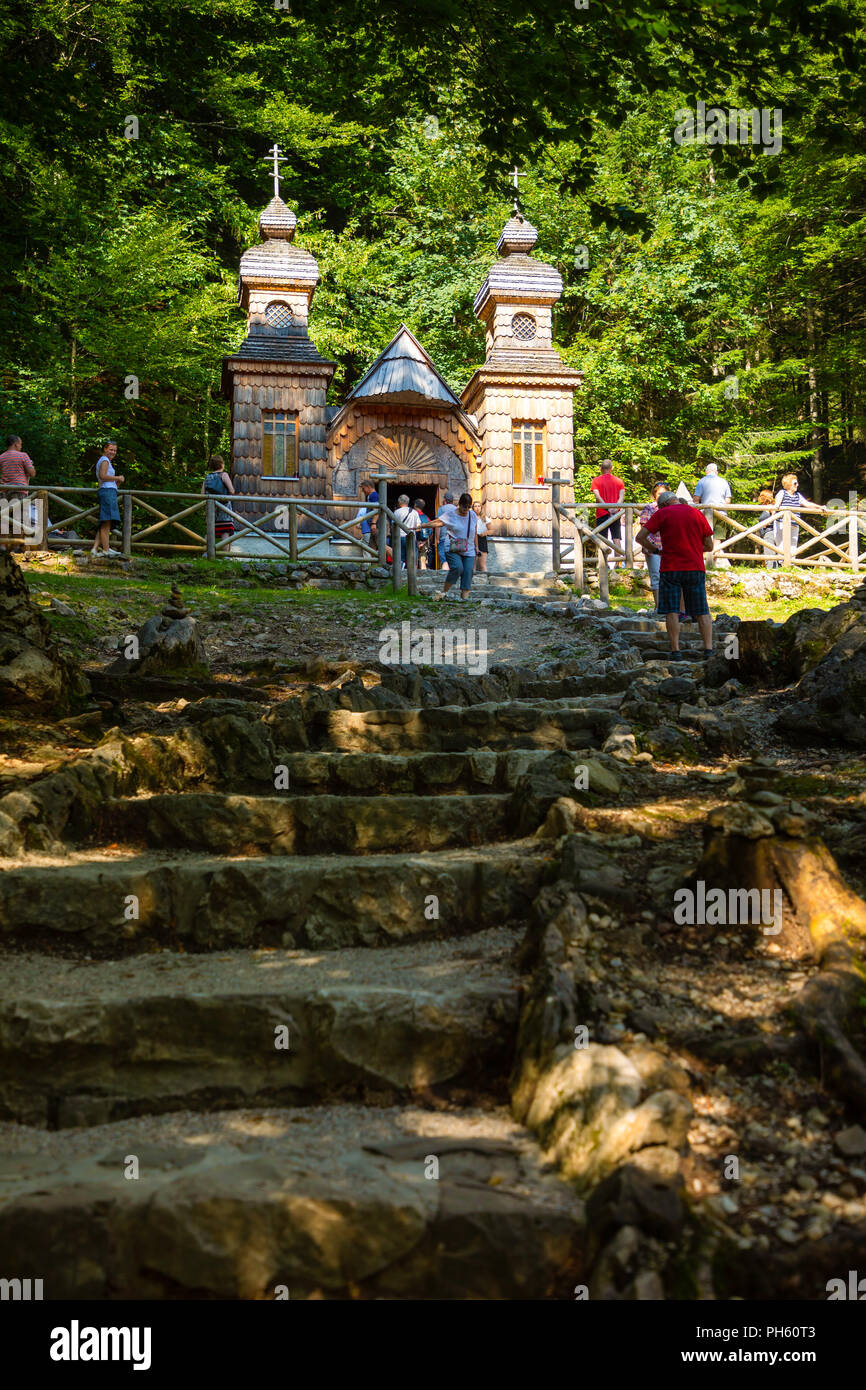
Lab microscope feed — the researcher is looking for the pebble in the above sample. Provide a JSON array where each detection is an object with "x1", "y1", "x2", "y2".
[
  {"x1": 835, "y1": 1125, "x2": 866, "y2": 1157},
  {"x1": 806, "y1": 1218, "x2": 831, "y2": 1240}
]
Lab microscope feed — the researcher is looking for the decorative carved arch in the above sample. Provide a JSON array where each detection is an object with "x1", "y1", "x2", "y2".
[{"x1": 327, "y1": 406, "x2": 481, "y2": 482}]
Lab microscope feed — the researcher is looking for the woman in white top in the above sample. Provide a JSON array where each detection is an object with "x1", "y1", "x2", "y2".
[
  {"x1": 428, "y1": 493, "x2": 479, "y2": 599},
  {"x1": 771, "y1": 472, "x2": 825, "y2": 562},
  {"x1": 92, "y1": 440, "x2": 124, "y2": 556},
  {"x1": 393, "y1": 493, "x2": 420, "y2": 570}
]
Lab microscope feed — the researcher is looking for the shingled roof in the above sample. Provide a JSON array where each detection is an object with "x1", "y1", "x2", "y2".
[
  {"x1": 238, "y1": 239, "x2": 320, "y2": 294},
  {"x1": 220, "y1": 320, "x2": 336, "y2": 397},
  {"x1": 346, "y1": 325, "x2": 462, "y2": 406},
  {"x1": 474, "y1": 212, "x2": 563, "y2": 316},
  {"x1": 225, "y1": 321, "x2": 334, "y2": 367}
]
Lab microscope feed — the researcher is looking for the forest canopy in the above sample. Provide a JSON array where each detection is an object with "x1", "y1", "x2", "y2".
[{"x1": 1, "y1": 0, "x2": 864, "y2": 501}]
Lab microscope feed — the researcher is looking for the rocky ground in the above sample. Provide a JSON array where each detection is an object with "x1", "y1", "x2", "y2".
[{"x1": 1, "y1": 548, "x2": 865, "y2": 1299}]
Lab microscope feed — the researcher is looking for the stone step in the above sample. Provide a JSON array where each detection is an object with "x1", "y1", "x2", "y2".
[
  {"x1": 0, "y1": 1103, "x2": 583, "y2": 1298},
  {"x1": 0, "y1": 929, "x2": 523, "y2": 1128},
  {"x1": 640, "y1": 650, "x2": 709, "y2": 665},
  {"x1": 0, "y1": 693, "x2": 617, "y2": 854},
  {"x1": 626, "y1": 630, "x2": 705, "y2": 649},
  {"x1": 0, "y1": 842, "x2": 548, "y2": 953},
  {"x1": 415, "y1": 571, "x2": 558, "y2": 591},
  {"x1": 98, "y1": 791, "x2": 512, "y2": 855},
  {"x1": 269, "y1": 746, "x2": 604, "y2": 796},
  {"x1": 294, "y1": 700, "x2": 617, "y2": 754}
]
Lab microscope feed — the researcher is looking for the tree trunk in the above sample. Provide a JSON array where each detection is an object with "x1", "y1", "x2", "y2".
[
  {"x1": 696, "y1": 824, "x2": 866, "y2": 1107},
  {"x1": 170, "y1": 390, "x2": 179, "y2": 468},
  {"x1": 204, "y1": 380, "x2": 212, "y2": 459},
  {"x1": 806, "y1": 307, "x2": 823, "y2": 500},
  {"x1": 69, "y1": 338, "x2": 77, "y2": 430}
]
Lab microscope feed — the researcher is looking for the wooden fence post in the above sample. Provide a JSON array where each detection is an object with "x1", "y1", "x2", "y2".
[
  {"x1": 574, "y1": 528, "x2": 585, "y2": 592},
  {"x1": 551, "y1": 471, "x2": 561, "y2": 573},
  {"x1": 599, "y1": 546, "x2": 610, "y2": 605},
  {"x1": 205, "y1": 497, "x2": 216, "y2": 560},
  {"x1": 376, "y1": 477, "x2": 389, "y2": 568},
  {"x1": 289, "y1": 501, "x2": 298, "y2": 563},
  {"x1": 849, "y1": 508, "x2": 860, "y2": 574},
  {"x1": 625, "y1": 504, "x2": 634, "y2": 570},
  {"x1": 406, "y1": 525, "x2": 418, "y2": 595},
  {"x1": 391, "y1": 518, "x2": 401, "y2": 592},
  {"x1": 35, "y1": 489, "x2": 49, "y2": 548},
  {"x1": 782, "y1": 508, "x2": 793, "y2": 565},
  {"x1": 122, "y1": 493, "x2": 133, "y2": 558}
]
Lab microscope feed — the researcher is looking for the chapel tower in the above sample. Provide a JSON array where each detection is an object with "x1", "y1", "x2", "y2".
[
  {"x1": 461, "y1": 210, "x2": 583, "y2": 557},
  {"x1": 221, "y1": 171, "x2": 336, "y2": 514}
]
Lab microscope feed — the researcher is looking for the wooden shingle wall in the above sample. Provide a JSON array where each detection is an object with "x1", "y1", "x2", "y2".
[
  {"x1": 477, "y1": 385, "x2": 575, "y2": 538},
  {"x1": 230, "y1": 368, "x2": 331, "y2": 517}
]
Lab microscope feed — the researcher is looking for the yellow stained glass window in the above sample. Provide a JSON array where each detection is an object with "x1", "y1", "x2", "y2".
[
  {"x1": 512, "y1": 422, "x2": 545, "y2": 485},
  {"x1": 262, "y1": 412, "x2": 298, "y2": 478}
]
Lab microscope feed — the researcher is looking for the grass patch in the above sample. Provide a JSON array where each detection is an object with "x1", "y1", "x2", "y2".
[{"x1": 600, "y1": 578, "x2": 840, "y2": 624}]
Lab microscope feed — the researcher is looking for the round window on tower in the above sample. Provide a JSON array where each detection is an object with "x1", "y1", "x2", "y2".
[
  {"x1": 264, "y1": 301, "x2": 294, "y2": 328},
  {"x1": 511, "y1": 313, "x2": 537, "y2": 342}
]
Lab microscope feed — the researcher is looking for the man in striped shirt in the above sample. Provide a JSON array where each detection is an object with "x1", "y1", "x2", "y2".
[{"x1": 0, "y1": 435, "x2": 35, "y2": 494}]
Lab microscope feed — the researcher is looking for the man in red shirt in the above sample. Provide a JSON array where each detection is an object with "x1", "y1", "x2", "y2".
[
  {"x1": 0, "y1": 435, "x2": 35, "y2": 493},
  {"x1": 635, "y1": 492, "x2": 715, "y2": 660},
  {"x1": 590, "y1": 458, "x2": 625, "y2": 564}
]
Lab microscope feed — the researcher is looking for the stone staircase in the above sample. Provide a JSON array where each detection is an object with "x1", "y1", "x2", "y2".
[
  {"x1": 576, "y1": 610, "x2": 715, "y2": 664},
  {"x1": 415, "y1": 569, "x2": 566, "y2": 599},
  {"x1": 0, "y1": 658, "x2": 637, "y2": 1299}
]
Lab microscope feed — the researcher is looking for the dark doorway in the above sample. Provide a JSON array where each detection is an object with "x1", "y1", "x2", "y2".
[{"x1": 385, "y1": 481, "x2": 441, "y2": 568}]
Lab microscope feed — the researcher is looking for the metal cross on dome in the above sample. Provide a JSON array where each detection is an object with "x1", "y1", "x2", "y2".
[
  {"x1": 264, "y1": 143, "x2": 286, "y2": 199},
  {"x1": 511, "y1": 165, "x2": 525, "y2": 212}
]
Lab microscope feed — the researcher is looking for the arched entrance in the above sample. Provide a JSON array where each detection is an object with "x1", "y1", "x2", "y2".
[{"x1": 331, "y1": 426, "x2": 470, "y2": 504}]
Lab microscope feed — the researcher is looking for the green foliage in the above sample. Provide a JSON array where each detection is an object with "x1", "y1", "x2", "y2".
[{"x1": 0, "y1": 0, "x2": 865, "y2": 502}]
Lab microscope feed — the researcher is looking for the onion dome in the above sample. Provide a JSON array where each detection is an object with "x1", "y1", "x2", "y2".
[
  {"x1": 496, "y1": 214, "x2": 539, "y2": 256},
  {"x1": 474, "y1": 212, "x2": 562, "y2": 317},
  {"x1": 258, "y1": 197, "x2": 297, "y2": 241}
]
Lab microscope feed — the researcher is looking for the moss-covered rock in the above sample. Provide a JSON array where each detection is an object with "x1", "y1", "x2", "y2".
[{"x1": 0, "y1": 549, "x2": 88, "y2": 711}]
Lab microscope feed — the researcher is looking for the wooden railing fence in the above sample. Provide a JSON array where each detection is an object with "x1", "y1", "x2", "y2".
[{"x1": 547, "y1": 472, "x2": 862, "y2": 592}]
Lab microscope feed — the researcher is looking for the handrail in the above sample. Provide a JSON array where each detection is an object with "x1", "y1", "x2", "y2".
[
  {"x1": 11, "y1": 484, "x2": 861, "y2": 599},
  {"x1": 541, "y1": 474, "x2": 862, "y2": 587},
  {"x1": 15, "y1": 480, "x2": 427, "y2": 595}
]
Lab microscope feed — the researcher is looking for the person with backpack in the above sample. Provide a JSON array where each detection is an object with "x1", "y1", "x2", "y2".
[
  {"x1": 435, "y1": 491, "x2": 455, "y2": 569},
  {"x1": 412, "y1": 498, "x2": 433, "y2": 569},
  {"x1": 202, "y1": 455, "x2": 235, "y2": 549},
  {"x1": 635, "y1": 490, "x2": 715, "y2": 660}
]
